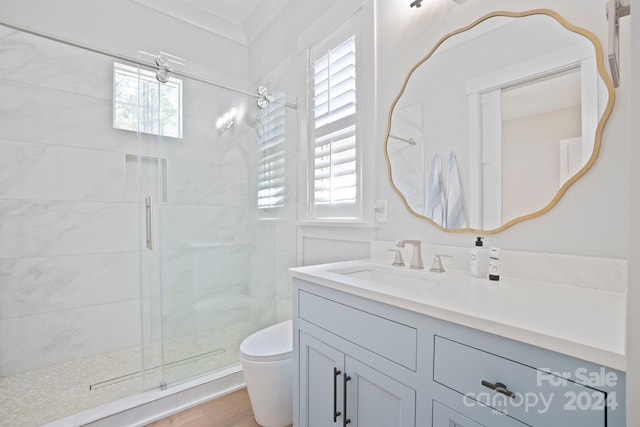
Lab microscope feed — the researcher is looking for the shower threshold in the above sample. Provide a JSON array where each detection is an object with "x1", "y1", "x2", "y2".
[{"x1": 89, "y1": 348, "x2": 226, "y2": 391}]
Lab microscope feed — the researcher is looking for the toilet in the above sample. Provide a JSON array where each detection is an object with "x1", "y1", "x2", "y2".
[{"x1": 240, "y1": 320, "x2": 293, "y2": 427}]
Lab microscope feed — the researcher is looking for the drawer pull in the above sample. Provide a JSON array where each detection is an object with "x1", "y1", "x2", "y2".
[
  {"x1": 481, "y1": 380, "x2": 516, "y2": 398},
  {"x1": 333, "y1": 368, "x2": 341, "y2": 422}
]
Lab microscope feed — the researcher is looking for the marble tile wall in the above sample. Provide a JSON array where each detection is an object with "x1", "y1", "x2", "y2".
[{"x1": 0, "y1": 26, "x2": 285, "y2": 379}]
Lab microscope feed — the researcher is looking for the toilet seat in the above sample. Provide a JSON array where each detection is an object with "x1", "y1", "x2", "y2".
[{"x1": 240, "y1": 320, "x2": 293, "y2": 363}]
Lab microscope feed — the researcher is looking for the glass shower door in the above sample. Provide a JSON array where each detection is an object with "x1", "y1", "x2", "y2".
[{"x1": 142, "y1": 62, "x2": 280, "y2": 387}]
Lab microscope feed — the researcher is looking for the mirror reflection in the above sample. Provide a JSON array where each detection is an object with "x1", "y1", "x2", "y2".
[{"x1": 385, "y1": 11, "x2": 613, "y2": 232}]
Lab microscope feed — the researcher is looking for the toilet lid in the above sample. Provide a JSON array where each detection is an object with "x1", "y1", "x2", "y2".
[{"x1": 240, "y1": 320, "x2": 293, "y2": 362}]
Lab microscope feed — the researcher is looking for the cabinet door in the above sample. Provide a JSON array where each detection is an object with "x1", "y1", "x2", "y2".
[
  {"x1": 299, "y1": 332, "x2": 345, "y2": 427},
  {"x1": 345, "y1": 356, "x2": 416, "y2": 427}
]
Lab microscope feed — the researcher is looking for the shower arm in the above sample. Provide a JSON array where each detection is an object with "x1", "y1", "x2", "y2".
[{"x1": 0, "y1": 18, "x2": 297, "y2": 109}]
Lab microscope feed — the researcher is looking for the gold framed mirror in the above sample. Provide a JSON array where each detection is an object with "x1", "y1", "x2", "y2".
[{"x1": 384, "y1": 9, "x2": 615, "y2": 234}]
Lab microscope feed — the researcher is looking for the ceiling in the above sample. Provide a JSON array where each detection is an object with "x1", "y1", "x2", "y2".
[{"x1": 131, "y1": 0, "x2": 290, "y2": 45}]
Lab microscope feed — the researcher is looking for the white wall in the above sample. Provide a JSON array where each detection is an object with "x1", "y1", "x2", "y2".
[
  {"x1": 627, "y1": 0, "x2": 639, "y2": 423},
  {"x1": 0, "y1": 0, "x2": 249, "y2": 79}
]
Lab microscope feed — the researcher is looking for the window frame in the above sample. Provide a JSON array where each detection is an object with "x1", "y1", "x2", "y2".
[
  {"x1": 308, "y1": 17, "x2": 364, "y2": 221},
  {"x1": 113, "y1": 62, "x2": 183, "y2": 139}
]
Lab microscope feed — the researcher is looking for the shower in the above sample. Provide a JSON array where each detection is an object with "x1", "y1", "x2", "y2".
[{"x1": 0, "y1": 20, "x2": 297, "y2": 427}]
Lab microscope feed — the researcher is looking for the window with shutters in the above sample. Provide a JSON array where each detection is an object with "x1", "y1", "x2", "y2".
[
  {"x1": 257, "y1": 98, "x2": 286, "y2": 212},
  {"x1": 310, "y1": 34, "x2": 360, "y2": 219}
]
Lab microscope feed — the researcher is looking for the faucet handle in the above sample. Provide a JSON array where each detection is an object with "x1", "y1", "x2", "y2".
[
  {"x1": 430, "y1": 254, "x2": 452, "y2": 273},
  {"x1": 388, "y1": 249, "x2": 405, "y2": 267}
]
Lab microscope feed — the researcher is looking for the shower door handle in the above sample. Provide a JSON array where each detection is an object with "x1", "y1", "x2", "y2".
[{"x1": 145, "y1": 196, "x2": 153, "y2": 250}]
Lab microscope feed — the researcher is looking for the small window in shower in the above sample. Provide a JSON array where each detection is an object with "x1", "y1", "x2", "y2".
[{"x1": 113, "y1": 62, "x2": 183, "y2": 138}]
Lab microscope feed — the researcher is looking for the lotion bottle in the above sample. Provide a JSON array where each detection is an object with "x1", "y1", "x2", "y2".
[
  {"x1": 470, "y1": 237, "x2": 489, "y2": 278},
  {"x1": 488, "y1": 247, "x2": 500, "y2": 281}
]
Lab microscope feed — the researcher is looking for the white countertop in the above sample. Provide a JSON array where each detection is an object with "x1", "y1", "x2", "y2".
[{"x1": 289, "y1": 259, "x2": 626, "y2": 371}]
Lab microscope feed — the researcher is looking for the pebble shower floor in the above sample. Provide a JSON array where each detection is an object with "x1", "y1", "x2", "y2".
[{"x1": 0, "y1": 325, "x2": 252, "y2": 427}]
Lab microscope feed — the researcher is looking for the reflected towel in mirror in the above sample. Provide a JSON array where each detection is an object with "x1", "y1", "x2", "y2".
[
  {"x1": 446, "y1": 151, "x2": 467, "y2": 228},
  {"x1": 425, "y1": 154, "x2": 446, "y2": 227}
]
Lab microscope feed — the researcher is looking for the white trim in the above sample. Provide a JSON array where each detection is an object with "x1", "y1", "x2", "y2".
[
  {"x1": 296, "y1": 0, "x2": 369, "y2": 54},
  {"x1": 465, "y1": 43, "x2": 594, "y2": 95},
  {"x1": 297, "y1": 220, "x2": 379, "y2": 228},
  {"x1": 479, "y1": 89, "x2": 503, "y2": 230},
  {"x1": 305, "y1": 4, "x2": 376, "y2": 222},
  {"x1": 466, "y1": 42, "x2": 598, "y2": 229}
]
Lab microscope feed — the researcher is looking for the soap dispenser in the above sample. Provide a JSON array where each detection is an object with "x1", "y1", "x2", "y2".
[{"x1": 470, "y1": 237, "x2": 489, "y2": 278}]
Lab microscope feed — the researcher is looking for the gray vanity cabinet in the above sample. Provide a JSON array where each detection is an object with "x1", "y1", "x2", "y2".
[
  {"x1": 296, "y1": 291, "x2": 417, "y2": 427},
  {"x1": 343, "y1": 356, "x2": 415, "y2": 427},
  {"x1": 299, "y1": 332, "x2": 416, "y2": 427},
  {"x1": 292, "y1": 278, "x2": 626, "y2": 427},
  {"x1": 298, "y1": 332, "x2": 345, "y2": 427}
]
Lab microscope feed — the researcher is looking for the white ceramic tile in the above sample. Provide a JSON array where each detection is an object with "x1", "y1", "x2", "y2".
[
  {"x1": 0, "y1": 80, "x2": 138, "y2": 153},
  {"x1": 0, "y1": 138, "x2": 125, "y2": 202},
  {"x1": 249, "y1": 254, "x2": 276, "y2": 290},
  {"x1": 125, "y1": 154, "x2": 168, "y2": 203},
  {"x1": 0, "y1": 199, "x2": 139, "y2": 258},
  {"x1": 160, "y1": 244, "x2": 250, "y2": 296},
  {"x1": 274, "y1": 220, "x2": 297, "y2": 252},
  {"x1": 0, "y1": 300, "x2": 141, "y2": 375},
  {"x1": 275, "y1": 249, "x2": 295, "y2": 323},
  {"x1": 167, "y1": 158, "x2": 248, "y2": 206},
  {"x1": 0, "y1": 252, "x2": 139, "y2": 319},
  {"x1": 162, "y1": 291, "x2": 252, "y2": 340},
  {"x1": 0, "y1": 27, "x2": 114, "y2": 100},
  {"x1": 158, "y1": 204, "x2": 248, "y2": 249},
  {"x1": 155, "y1": 119, "x2": 251, "y2": 167},
  {"x1": 249, "y1": 220, "x2": 276, "y2": 251}
]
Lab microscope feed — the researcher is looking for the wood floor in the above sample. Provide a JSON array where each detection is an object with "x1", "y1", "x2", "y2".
[{"x1": 145, "y1": 388, "x2": 292, "y2": 427}]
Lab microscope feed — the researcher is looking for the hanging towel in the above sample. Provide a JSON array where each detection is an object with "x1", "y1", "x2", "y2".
[
  {"x1": 446, "y1": 151, "x2": 467, "y2": 228},
  {"x1": 425, "y1": 154, "x2": 446, "y2": 227}
]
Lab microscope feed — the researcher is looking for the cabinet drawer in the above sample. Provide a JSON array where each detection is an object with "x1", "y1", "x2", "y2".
[
  {"x1": 433, "y1": 400, "x2": 527, "y2": 427},
  {"x1": 434, "y1": 336, "x2": 606, "y2": 427},
  {"x1": 298, "y1": 290, "x2": 417, "y2": 370}
]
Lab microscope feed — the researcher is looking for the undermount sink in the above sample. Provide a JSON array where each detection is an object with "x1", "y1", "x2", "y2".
[{"x1": 330, "y1": 263, "x2": 439, "y2": 289}]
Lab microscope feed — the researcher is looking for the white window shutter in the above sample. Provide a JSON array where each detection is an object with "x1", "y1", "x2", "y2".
[
  {"x1": 257, "y1": 101, "x2": 286, "y2": 210},
  {"x1": 311, "y1": 35, "x2": 359, "y2": 219}
]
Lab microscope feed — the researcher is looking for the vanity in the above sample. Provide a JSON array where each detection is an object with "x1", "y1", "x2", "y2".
[{"x1": 289, "y1": 260, "x2": 626, "y2": 426}]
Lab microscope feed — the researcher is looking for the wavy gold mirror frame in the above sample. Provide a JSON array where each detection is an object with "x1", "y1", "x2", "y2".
[{"x1": 384, "y1": 9, "x2": 615, "y2": 234}]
